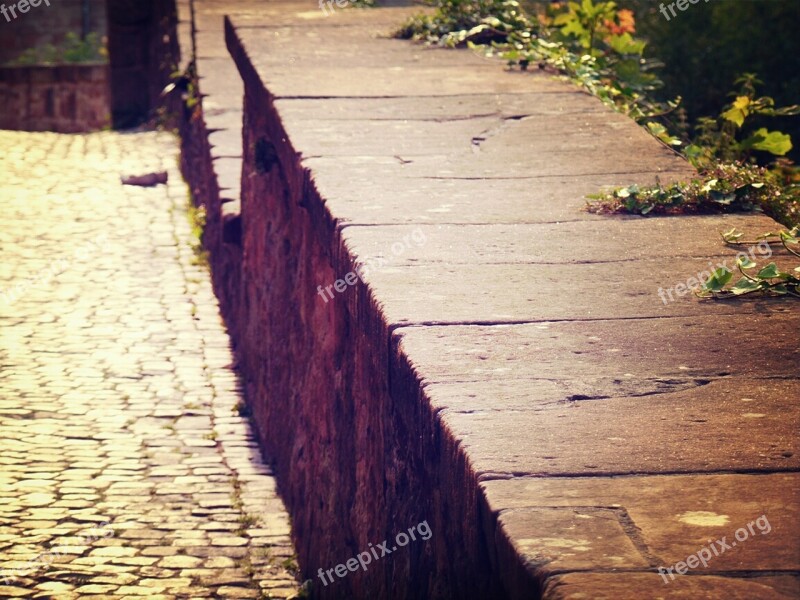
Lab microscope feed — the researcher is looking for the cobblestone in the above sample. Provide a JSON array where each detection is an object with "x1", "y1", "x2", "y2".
[{"x1": 0, "y1": 130, "x2": 303, "y2": 598}]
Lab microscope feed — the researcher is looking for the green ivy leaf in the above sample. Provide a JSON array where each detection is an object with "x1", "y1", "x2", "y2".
[
  {"x1": 781, "y1": 229, "x2": 799, "y2": 244},
  {"x1": 737, "y1": 256, "x2": 757, "y2": 269},
  {"x1": 730, "y1": 278, "x2": 761, "y2": 295},
  {"x1": 741, "y1": 128, "x2": 793, "y2": 156},
  {"x1": 607, "y1": 33, "x2": 646, "y2": 56},
  {"x1": 721, "y1": 96, "x2": 751, "y2": 128},
  {"x1": 756, "y1": 262, "x2": 781, "y2": 279},
  {"x1": 646, "y1": 122, "x2": 682, "y2": 146},
  {"x1": 702, "y1": 267, "x2": 733, "y2": 291},
  {"x1": 722, "y1": 227, "x2": 744, "y2": 243}
]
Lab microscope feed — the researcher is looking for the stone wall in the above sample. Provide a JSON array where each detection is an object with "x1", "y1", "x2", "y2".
[
  {"x1": 176, "y1": 20, "x2": 506, "y2": 600},
  {"x1": 0, "y1": 63, "x2": 110, "y2": 132},
  {"x1": 225, "y1": 81, "x2": 482, "y2": 600},
  {"x1": 178, "y1": 29, "x2": 499, "y2": 599}
]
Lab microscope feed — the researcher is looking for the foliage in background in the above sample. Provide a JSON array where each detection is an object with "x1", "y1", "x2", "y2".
[
  {"x1": 589, "y1": 74, "x2": 800, "y2": 226},
  {"x1": 615, "y1": 0, "x2": 800, "y2": 164},
  {"x1": 398, "y1": 0, "x2": 798, "y2": 226},
  {"x1": 521, "y1": 5, "x2": 677, "y2": 124},
  {"x1": 8, "y1": 32, "x2": 107, "y2": 66},
  {"x1": 398, "y1": 0, "x2": 798, "y2": 297},
  {"x1": 684, "y1": 74, "x2": 799, "y2": 168},
  {"x1": 399, "y1": 1, "x2": 678, "y2": 131},
  {"x1": 591, "y1": 75, "x2": 800, "y2": 226},
  {"x1": 187, "y1": 194, "x2": 209, "y2": 269}
]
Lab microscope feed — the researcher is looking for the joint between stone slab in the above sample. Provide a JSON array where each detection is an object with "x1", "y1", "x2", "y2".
[
  {"x1": 477, "y1": 467, "x2": 800, "y2": 481},
  {"x1": 388, "y1": 312, "x2": 752, "y2": 334},
  {"x1": 418, "y1": 168, "x2": 692, "y2": 181}
]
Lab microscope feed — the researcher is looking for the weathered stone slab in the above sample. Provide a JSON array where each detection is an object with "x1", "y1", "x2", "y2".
[
  {"x1": 482, "y1": 473, "x2": 800, "y2": 598},
  {"x1": 435, "y1": 377, "x2": 799, "y2": 475},
  {"x1": 394, "y1": 318, "x2": 800, "y2": 384},
  {"x1": 359, "y1": 259, "x2": 798, "y2": 323},
  {"x1": 283, "y1": 107, "x2": 690, "y2": 177},
  {"x1": 275, "y1": 93, "x2": 609, "y2": 122},
  {"x1": 339, "y1": 215, "x2": 781, "y2": 264},
  {"x1": 208, "y1": 130, "x2": 242, "y2": 159},
  {"x1": 232, "y1": 18, "x2": 582, "y2": 98},
  {"x1": 497, "y1": 507, "x2": 652, "y2": 570},
  {"x1": 309, "y1": 162, "x2": 692, "y2": 224},
  {"x1": 542, "y1": 573, "x2": 799, "y2": 600},
  {"x1": 212, "y1": 157, "x2": 243, "y2": 197}
]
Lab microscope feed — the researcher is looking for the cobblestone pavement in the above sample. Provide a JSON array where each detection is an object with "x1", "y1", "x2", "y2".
[{"x1": 0, "y1": 130, "x2": 303, "y2": 599}]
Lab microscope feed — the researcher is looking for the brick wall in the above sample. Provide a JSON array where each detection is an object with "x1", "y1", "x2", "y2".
[
  {"x1": 172, "y1": 19, "x2": 506, "y2": 600},
  {"x1": 0, "y1": 64, "x2": 111, "y2": 132}
]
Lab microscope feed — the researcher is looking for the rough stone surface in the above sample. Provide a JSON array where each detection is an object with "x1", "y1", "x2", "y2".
[
  {"x1": 542, "y1": 573, "x2": 800, "y2": 600},
  {"x1": 0, "y1": 65, "x2": 111, "y2": 133}
]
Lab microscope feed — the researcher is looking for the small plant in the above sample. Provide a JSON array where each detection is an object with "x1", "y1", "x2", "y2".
[
  {"x1": 9, "y1": 32, "x2": 107, "y2": 65},
  {"x1": 238, "y1": 513, "x2": 261, "y2": 530},
  {"x1": 233, "y1": 399, "x2": 252, "y2": 417},
  {"x1": 698, "y1": 226, "x2": 799, "y2": 299},
  {"x1": 235, "y1": 513, "x2": 261, "y2": 536},
  {"x1": 186, "y1": 194, "x2": 209, "y2": 268},
  {"x1": 289, "y1": 581, "x2": 312, "y2": 600},
  {"x1": 588, "y1": 78, "x2": 800, "y2": 227},
  {"x1": 588, "y1": 162, "x2": 799, "y2": 226},
  {"x1": 397, "y1": 0, "x2": 532, "y2": 47},
  {"x1": 280, "y1": 555, "x2": 301, "y2": 576},
  {"x1": 163, "y1": 63, "x2": 202, "y2": 122}
]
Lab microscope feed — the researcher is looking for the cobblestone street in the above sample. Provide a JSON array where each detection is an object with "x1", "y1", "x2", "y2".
[{"x1": 0, "y1": 131, "x2": 302, "y2": 599}]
